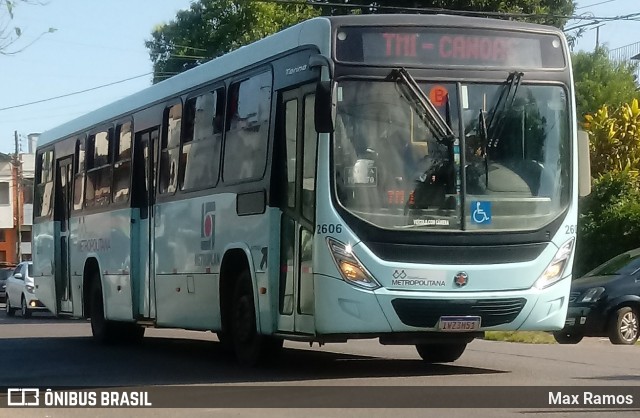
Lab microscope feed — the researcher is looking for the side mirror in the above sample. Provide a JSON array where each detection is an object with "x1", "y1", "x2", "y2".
[
  {"x1": 314, "y1": 81, "x2": 336, "y2": 133},
  {"x1": 308, "y1": 54, "x2": 335, "y2": 134},
  {"x1": 14, "y1": 273, "x2": 23, "y2": 280},
  {"x1": 577, "y1": 130, "x2": 591, "y2": 197}
]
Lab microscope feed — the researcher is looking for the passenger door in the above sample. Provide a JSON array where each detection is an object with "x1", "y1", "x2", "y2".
[
  {"x1": 276, "y1": 85, "x2": 317, "y2": 335},
  {"x1": 54, "y1": 157, "x2": 74, "y2": 313},
  {"x1": 131, "y1": 128, "x2": 159, "y2": 319}
]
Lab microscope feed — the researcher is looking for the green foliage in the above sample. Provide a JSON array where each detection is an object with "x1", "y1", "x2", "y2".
[
  {"x1": 576, "y1": 100, "x2": 640, "y2": 276},
  {"x1": 575, "y1": 171, "x2": 640, "y2": 276},
  {"x1": 146, "y1": 0, "x2": 319, "y2": 83},
  {"x1": 1, "y1": 0, "x2": 55, "y2": 55},
  {"x1": 484, "y1": 331, "x2": 556, "y2": 344},
  {"x1": 584, "y1": 99, "x2": 640, "y2": 177},
  {"x1": 572, "y1": 47, "x2": 640, "y2": 119}
]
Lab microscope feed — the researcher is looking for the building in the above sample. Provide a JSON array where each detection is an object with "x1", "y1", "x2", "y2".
[
  {"x1": 609, "y1": 41, "x2": 640, "y2": 82},
  {"x1": 0, "y1": 133, "x2": 37, "y2": 265}
]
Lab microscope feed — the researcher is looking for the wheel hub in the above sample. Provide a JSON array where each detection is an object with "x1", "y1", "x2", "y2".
[{"x1": 620, "y1": 312, "x2": 638, "y2": 342}]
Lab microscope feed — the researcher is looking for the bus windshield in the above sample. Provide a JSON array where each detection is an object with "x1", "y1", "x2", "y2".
[{"x1": 333, "y1": 80, "x2": 570, "y2": 231}]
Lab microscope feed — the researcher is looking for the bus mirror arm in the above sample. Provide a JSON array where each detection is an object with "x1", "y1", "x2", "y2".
[
  {"x1": 309, "y1": 55, "x2": 336, "y2": 134},
  {"x1": 308, "y1": 54, "x2": 334, "y2": 79}
]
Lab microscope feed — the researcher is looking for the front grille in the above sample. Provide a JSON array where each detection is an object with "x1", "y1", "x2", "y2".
[
  {"x1": 391, "y1": 298, "x2": 527, "y2": 328},
  {"x1": 569, "y1": 291, "x2": 580, "y2": 303}
]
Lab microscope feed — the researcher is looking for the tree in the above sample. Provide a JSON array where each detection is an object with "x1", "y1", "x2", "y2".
[
  {"x1": 147, "y1": 0, "x2": 575, "y2": 82},
  {"x1": 317, "y1": 0, "x2": 574, "y2": 28},
  {"x1": 575, "y1": 99, "x2": 640, "y2": 275},
  {"x1": 1, "y1": 0, "x2": 55, "y2": 55},
  {"x1": 146, "y1": 0, "x2": 318, "y2": 84},
  {"x1": 584, "y1": 99, "x2": 640, "y2": 177},
  {"x1": 572, "y1": 47, "x2": 640, "y2": 119},
  {"x1": 575, "y1": 170, "x2": 640, "y2": 276}
]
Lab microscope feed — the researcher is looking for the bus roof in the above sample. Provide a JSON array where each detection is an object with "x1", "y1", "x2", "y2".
[
  {"x1": 38, "y1": 14, "x2": 563, "y2": 148},
  {"x1": 326, "y1": 13, "x2": 564, "y2": 34},
  {"x1": 38, "y1": 17, "x2": 332, "y2": 148}
]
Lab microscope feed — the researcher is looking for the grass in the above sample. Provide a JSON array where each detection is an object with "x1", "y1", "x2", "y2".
[{"x1": 484, "y1": 331, "x2": 557, "y2": 344}]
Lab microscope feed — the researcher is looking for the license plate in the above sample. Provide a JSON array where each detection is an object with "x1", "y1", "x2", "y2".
[{"x1": 438, "y1": 316, "x2": 481, "y2": 332}]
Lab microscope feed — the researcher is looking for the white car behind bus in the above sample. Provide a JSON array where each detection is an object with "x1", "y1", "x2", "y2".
[{"x1": 5, "y1": 262, "x2": 48, "y2": 318}]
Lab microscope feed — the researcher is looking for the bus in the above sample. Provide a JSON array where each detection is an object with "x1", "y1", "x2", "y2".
[{"x1": 33, "y1": 14, "x2": 590, "y2": 365}]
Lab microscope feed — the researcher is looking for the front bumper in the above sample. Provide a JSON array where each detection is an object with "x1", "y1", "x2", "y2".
[
  {"x1": 559, "y1": 304, "x2": 607, "y2": 336},
  {"x1": 314, "y1": 273, "x2": 571, "y2": 335},
  {"x1": 24, "y1": 292, "x2": 48, "y2": 310}
]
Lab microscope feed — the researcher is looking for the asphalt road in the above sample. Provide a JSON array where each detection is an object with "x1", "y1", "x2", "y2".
[{"x1": 1, "y1": 305, "x2": 639, "y2": 418}]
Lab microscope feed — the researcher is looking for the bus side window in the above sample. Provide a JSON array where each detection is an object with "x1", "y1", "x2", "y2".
[
  {"x1": 159, "y1": 103, "x2": 181, "y2": 194},
  {"x1": 73, "y1": 137, "x2": 86, "y2": 211},
  {"x1": 85, "y1": 129, "x2": 113, "y2": 208},
  {"x1": 34, "y1": 149, "x2": 54, "y2": 218},
  {"x1": 223, "y1": 71, "x2": 272, "y2": 183},
  {"x1": 301, "y1": 94, "x2": 316, "y2": 222},
  {"x1": 180, "y1": 88, "x2": 223, "y2": 191},
  {"x1": 113, "y1": 122, "x2": 132, "y2": 203}
]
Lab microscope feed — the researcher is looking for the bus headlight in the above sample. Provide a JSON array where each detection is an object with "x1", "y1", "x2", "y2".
[
  {"x1": 326, "y1": 238, "x2": 381, "y2": 290},
  {"x1": 533, "y1": 238, "x2": 574, "y2": 290}
]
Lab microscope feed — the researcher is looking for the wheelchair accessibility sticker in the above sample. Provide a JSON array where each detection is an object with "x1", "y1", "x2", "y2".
[{"x1": 471, "y1": 201, "x2": 491, "y2": 225}]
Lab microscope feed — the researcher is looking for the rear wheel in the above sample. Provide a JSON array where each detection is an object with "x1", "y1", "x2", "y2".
[
  {"x1": 232, "y1": 270, "x2": 283, "y2": 366},
  {"x1": 415, "y1": 343, "x2": 467, "y2": 363},
  {"x1": 21, "y1": 296, "x2": 31, "y2": 318},
  {"x1": 5, "y1": 296, "x2": 16, "y2": 316},
  {"x1": 553, "y1": 331, "x2": 584, "y2": 344},
  {"x1": 608, "y1": 307, "x2": 639, "y2": 345}
]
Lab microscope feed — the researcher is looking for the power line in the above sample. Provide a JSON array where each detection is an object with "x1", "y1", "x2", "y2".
[
  {"x1": 576, "y1": 0, "x2": 617, "y2": 10},
  {"x1": 0, "y1": 73, "x2": 152, "y2": 112},
  {"x1": 255, "y1": 0, "x2": 640, "y2": 22}
]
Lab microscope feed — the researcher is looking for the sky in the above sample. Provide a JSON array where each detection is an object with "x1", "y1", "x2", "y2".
[{"x1": 1, "y1": 0, "x2": 638, "y2": 155}]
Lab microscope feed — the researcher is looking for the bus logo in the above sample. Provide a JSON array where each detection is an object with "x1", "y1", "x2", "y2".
[
  {"x1": 454, "y1": 272, "x2": 468, "y2": 287},
  {"x1": 201, "y1": 202, "x2": 216, "y2": 251}
]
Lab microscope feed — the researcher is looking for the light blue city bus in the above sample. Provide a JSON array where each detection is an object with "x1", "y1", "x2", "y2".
[{"x1": 33, "y1": 14, "x2": 590, "y2": 365}]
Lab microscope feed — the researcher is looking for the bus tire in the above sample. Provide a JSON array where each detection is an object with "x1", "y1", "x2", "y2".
[
  {"x1": 120, "y1": 323, "x2": 146, "y2": 343},
  {"x1": 232, "y1": 269, "x2": 283, "y2": 366},
  {"x1": 415, "y1": 343, "x2": 467, "y2": 363},
  {"x1": 552, "y1": 331, "x2": 583, "y2": 344},
  {"x1": 90, "y1": 278, "x2": 116, "y2": 344}
]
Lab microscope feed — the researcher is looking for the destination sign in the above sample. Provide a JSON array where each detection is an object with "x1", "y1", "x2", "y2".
[{"x1": 335, "y1": 27, "x2": 565, "y2": 69}]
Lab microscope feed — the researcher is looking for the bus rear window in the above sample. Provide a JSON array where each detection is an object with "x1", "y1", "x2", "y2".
[{"x1": 335, "y1": 27, "x2": 566, "y2": 69}]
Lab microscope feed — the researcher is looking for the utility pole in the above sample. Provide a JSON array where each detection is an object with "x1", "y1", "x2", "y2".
[
  {"x1": 14, "y1": 130, "x2": 22, "y2": 263},
  {"x1": 594, "y1": 24, "x2": 605, "y2": 50}
]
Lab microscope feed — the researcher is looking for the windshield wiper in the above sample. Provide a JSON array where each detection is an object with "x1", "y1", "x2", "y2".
[
  {"x1": 390, "y1": 67, "x2": 456, "y2": 145},
  {"x1": 486, "y1": 71, "x2": 524, "y2": 149}
]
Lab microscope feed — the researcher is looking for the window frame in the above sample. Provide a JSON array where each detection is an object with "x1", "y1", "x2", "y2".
[
  {"x1": 33, "y1": 148, "x2": 55, "y2": 220},
  {"x1": 112, "y1": 119, "x2": 134, "y2": 205},
  {"x1": 222, "y1": 68, "x2": 274, "y2": 185},
  {"x1": 178, "y1": 85, "x2": 226, "y2": 193},
  {"x1": 158, "y1": 100, "x2": 183, "y2": 197},
  {"x1": 85, "y1": 125, "x2": 113, "y2": 209}
]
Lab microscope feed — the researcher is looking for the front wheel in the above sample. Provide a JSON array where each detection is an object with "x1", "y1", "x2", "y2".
[
  {"x1": 553, "y1": 331, "x2": 584, "y2": 344},
  {"x1": 232, "y1": 270, "x2": 283, "y2": 366},
  {"x1": 21, "y1": 296, "x2": 31, "y2": 318},
  {"x1": 415, "y1": 343, "x2": 467, "y2": 363},
  {"x1": 608, "y1": 307, "x2": 639, "y2": 345},
  {"x1": 6, "y1": 296, "x2": 16, "y2": 316}
]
